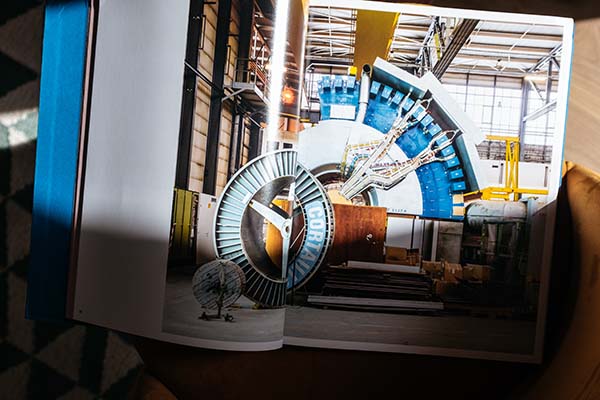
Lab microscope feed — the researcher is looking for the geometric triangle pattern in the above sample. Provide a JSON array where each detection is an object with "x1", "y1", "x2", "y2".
[
  {"x1": 0, "y1": 0, "x2": 39, "y2": 27},
  {"x1": 0, "y1": 52, "x2": 36, "y2": 99},
  {"x1": 35, "y1": 325, "x2": 86, "y2": 382},
  {"x1": 0, "y1": 6, "x2": 144, "y2": 398},
  {"x1": 27, "y1": 359, "x2": 76, "y2": 399}
]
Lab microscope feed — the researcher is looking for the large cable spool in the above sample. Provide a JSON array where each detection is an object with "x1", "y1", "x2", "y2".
[
  {"x1": 213, "y1": 150, "x2": 334, "y2": 308},
  {"x1": 191, "y1": 259, "x2": 245, "y2": 310},
  {"x1": 288, "y1": 163, "x2": 335, "y2": 290}
]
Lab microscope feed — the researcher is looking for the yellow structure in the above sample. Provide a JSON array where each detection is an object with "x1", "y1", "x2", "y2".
[
  {"x1": 353, "y1": 9, "x2": 399, "y2": 73},
  {"x1": 468, "y1": 135, "x2": 549, "y2": 201},
  {"x1": 170, "y1": 188, "x2": 198, "y2": 262}
]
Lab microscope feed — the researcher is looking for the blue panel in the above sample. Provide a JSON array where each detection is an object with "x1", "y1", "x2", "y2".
[
  {"x1": 438, "y1": 186, "x2": 451, "y2": 198},
  {"x1": 27, "y1": 0, "x2": 89, "y2": 321},
  {"x1": 419, "y1": 114, "x2": 433, "y2": 128},
  {"x1": 411, "y1": 106, "x2": 426, "y2": 120},
  {"x1": 347, "y1": 76, "x2": 356, "y2": 91},
  {"x1": 364, "y1": 82, "x2": 401, "y2": 132},
  {"x1": 397, "y1": 125, "x2": 460, "y2": 219},
  {"x1": 370, "y1": 81, "x2": 381, "y2": 97},
  {"x1": 449, "y1": 169, "x2": 464, "y2": 180},
  {"x1": 391, "y1": 91, "x2": 404, "y2": 106},
  {"x1": 427, "y1": 123, "x2": 442, "y2": 136},
  {"x1": 445, "y1": 156, "x2": 460, "y2": 168},
  {"x1": 396, "y1": 125, "x2": 429, "y2": 157},
  {"x1": 320, "y1": 76, "x2": 331, "y2": 91},
  {"x1": 318, "y1": 75, "x2": 360, "y2": 120},
  {"x1": 436, "y1": 135, "x2": 449, "y2": 145},
  {"x1": 334, "y1": 76, "x2": 343, "y2": 92},
  {"x1": 452, "y1": 181, "x2": 467, "y2": 191},
  {"x1": 381, "y1": 85, "x2": 393, "y2": 101},
  {"x1": 358, "y1": 79, "x2": 467, "y2": 221},
  {"x1": 441, "y1": 146, "x2": 455, "y2": 157}
]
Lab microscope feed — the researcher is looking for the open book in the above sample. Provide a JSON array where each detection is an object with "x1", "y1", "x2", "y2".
[{"x1": 27, "y1": 0, "x2": 573, "y2": 363}]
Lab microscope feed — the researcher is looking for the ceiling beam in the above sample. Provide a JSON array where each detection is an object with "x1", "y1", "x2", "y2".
[
  {"x1": 391, "y1": 41, "x2": 557, "y2": 57},
  {"x1": 527, "y1": 44, "x2": 562, "y2": 72},
  {"x1": 394, "y1": 25, "x2": 562, "y2": 43},
  {"x1": 414, "y1": 17, "x2": 437, "y2": 75},
  {"x1": 432, "y1": 18, "x2": 480, "y2": 78},
  {"x1": 452, "y1": 53, "x2": 545, "y2": 65}
]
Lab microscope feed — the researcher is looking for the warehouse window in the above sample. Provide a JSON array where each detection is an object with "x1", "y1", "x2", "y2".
[
  {"x1": 444, "y1": 75, "x2": 557, "y2": 145},
  {"x1": 491, "y1": 87, "x2": 522, "y2": 137},
  {"x1": 464, "y1": 85, "x2": 495, "y2": 136},
  {"x1": 443, "y1": 83, "x2": 467, "y2": 109},
  {"x1": 445, "y1": 78, "x2": 522, "y2": 138},
  {"x1": 523, "y1": 89, "x2": 557, "y2": 146}
]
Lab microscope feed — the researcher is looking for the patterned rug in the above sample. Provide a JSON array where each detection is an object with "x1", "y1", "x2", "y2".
[{"x1": 0, "y1": 2, "x2": 143, "y2": 399}]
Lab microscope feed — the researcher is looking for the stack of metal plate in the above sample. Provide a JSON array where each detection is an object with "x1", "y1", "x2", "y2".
[{"x1": 320, "y1": 265, "x2": 433, "y2": 302}]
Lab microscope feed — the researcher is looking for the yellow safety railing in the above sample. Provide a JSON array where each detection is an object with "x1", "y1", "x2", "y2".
[{"x1": 466, "y1": 135, "x2": 549, "y2": 202}]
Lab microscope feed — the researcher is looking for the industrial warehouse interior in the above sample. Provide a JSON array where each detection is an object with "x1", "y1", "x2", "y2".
[
  {"x1": 282, "y1": 4, "x2": 563, "y2": 357},
  {"x1": 160, "y1": 0, "x2": 568, "y2": 361}
]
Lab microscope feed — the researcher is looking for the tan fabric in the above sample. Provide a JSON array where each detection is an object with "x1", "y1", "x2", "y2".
[
  {"x1": 133, "y1": 163, "x2": 600, "y2": 399},
  {"x1": 133, "y1": 373, "x2": 177, "y2": 400},
  {"x1": 524, "y1": 163, "x2": 600, "y2": 399}
]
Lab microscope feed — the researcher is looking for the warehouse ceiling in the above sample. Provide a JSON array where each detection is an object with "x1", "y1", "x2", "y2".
[{"x1": 305, "y1": 6, "x2": 563, "y2": 79}]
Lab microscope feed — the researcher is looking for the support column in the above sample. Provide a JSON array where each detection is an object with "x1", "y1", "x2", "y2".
[
  {"x1": 234, "y1": 112, "x2": 245, "y2": 170},
  {"x1": 248, "y1": 123, "x2": 263, "y2": 161},
  {"x1": 175, "y1": 0, "x2": 204, "y2": 189},
  {"x1": 227, "y1": 0, "x2": 254, "y2": 175},
  {"x1": 227, "y1": 102, "x2": 239, "y2": 179},
  {"x1": 518, "y1": 78, "x2": 529, "y2": 161},
  {"x1": 202, "y1": 0, "x2": 232, "y2": 195},
  {"x1": 226, "y1": 105, "x2": 248, "y2": 179},
  {"x1": 542, "y1": 60, "x2": 553, "y2": 160},
  {"x1": 237, "y1": 0, "x2": 254, "y2": 82}
]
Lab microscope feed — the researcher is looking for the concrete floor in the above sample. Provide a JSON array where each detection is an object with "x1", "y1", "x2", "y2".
[
  {"x1": 162, "y1": 271, "x2": 284, "y2": 343},
  {"x1": 284, "y1": 306, "x2": 536, "y2": 354},
  {"x1": 163, "y1": 270, "x2": 536, "y2": 354}
]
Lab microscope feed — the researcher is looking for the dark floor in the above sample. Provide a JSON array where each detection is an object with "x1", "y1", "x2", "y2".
[
  {"x1": 284, "y1": 305, "x2": 536, "y2": 355},
  {"x1": 162, "y1": 271, "x2": 284, "y2": 343}
]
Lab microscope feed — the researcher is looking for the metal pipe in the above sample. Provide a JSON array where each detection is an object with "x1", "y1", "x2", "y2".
[
  {"x1": 355, "y1": 64, "x2": 372, "y2": 123},
  {"x1": 465, "y1": 200, "x2": 527, "y2": 229},
  {"x1": 523, "y1": 100, "x2": 557, "y2": 122},
  {"x1": 304, "y1": 62, "x2": 353, "y2": 72}
]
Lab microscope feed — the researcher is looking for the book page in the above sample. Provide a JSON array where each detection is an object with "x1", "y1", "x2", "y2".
[
  {"x1": 70, "y1": 0, "x2": 298, "y2": 351},
  {"x1": 280, "y1": 0, "x2": 573, "y2": 363}
]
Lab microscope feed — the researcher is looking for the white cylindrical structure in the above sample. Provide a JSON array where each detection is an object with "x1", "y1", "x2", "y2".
[
  {"x1": 466, "y1": 200, "x2": 527, "y2": 229},
  {"x1": 355, "y1": 64, "x2": 372, "y2": 123}
]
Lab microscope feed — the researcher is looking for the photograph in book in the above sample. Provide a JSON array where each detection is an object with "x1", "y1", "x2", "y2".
[
  {"x1": 159, "y1": 0, "x2": 573, "y2": 361},
  {"x1": 282, "y1": 1, "x2": 571, "y2": 361},
  {"x1": 159, "y1": 0, "x2": 289, "y2": 346}
]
